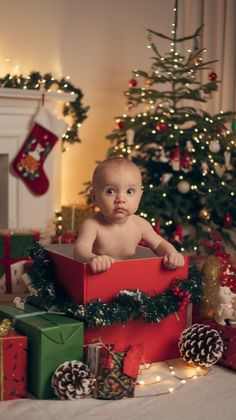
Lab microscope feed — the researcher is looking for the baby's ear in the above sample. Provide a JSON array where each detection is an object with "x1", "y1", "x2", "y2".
[{"x1": 90, "y1": 189, "x2": 96, "y2": 203}]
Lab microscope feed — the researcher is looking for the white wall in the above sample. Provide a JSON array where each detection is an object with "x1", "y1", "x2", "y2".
[{"x1": 0, "y1": 0, "x2": 173, "y2": 204}]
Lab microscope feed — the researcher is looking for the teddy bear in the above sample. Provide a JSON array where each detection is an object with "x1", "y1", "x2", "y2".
[{"x1": 214, "y1": 286, "x2": 236, "y2": 325}]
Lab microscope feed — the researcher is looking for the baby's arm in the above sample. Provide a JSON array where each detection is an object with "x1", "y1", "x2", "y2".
[
  {"x1": 73, "y1": 218, "x2": 115, "y2": 273},
  {"x1": 140, "y1": 218, "x2": 184, "y2": 269}
]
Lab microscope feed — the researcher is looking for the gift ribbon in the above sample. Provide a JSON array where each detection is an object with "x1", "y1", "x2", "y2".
[{"x1": 0, "y1": 231, "x2": 40, "y2": 293}]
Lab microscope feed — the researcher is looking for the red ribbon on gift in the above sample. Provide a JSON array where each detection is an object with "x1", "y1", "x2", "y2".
[
  {"x1": 0, "y1": 231, "x2": 40, "y2": 293},
  {"x1": 103, "y1": 342, "x2": 143, "y2": 379}
]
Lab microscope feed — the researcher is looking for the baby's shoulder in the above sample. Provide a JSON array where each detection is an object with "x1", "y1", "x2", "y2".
[
  {"x1": 79, "y1": 213, "x2": 100, "y2": 230},
  {"x1": 132, "y1": 214, "x2": 150, "y2": 228}
]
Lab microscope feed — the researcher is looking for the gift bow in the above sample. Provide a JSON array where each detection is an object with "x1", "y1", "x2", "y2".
[{"x1": 103, "y1": 342, "x2": 143, "y2": 379}]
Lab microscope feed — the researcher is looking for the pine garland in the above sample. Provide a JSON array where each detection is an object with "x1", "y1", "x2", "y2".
[
  {"x1": 0, "y1": 71, "x2": 89, "y2": 148},
  {"x1": 26, "y1": 242, "x2": 202, "y2": 327}
]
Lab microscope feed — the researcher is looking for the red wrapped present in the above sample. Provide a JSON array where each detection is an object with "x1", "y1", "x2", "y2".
[
  {"x1": 46, "y1": 244, "x2": 189, "y2": 363},
  {"x1": 0, "y1": 319, "x2": 28, "y2": 400},
  {"x1": 201, "y1": 320, "x2": 236, "y2": 371},
  {"x1": 92, "y1": 342, "x2": 143, "y2": 399},
  {"x1": 0, "y1": 229, "x2": 40, "y2": 294}
]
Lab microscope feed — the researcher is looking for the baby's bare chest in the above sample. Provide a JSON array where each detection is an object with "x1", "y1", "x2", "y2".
[{"x1": 93, "y1": 224, "x2": 142, "y2": 258}]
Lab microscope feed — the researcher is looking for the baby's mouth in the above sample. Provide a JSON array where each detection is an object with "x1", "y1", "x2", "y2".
[{"x1": 114, "y1": 207, "x2": 127, "y2": 213}]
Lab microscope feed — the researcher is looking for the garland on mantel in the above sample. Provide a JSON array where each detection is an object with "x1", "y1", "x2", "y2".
[
  {"x1": 0, "y1": 71, "x2": 89, "y2": 148},
  {"x1": 26, "y1": 241, "x2": 202, "y2": 327}
]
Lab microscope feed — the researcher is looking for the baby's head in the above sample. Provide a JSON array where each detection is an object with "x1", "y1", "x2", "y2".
[
  {"x1": 91, "y1": 157, "x2": 143, "y2": 219},
  {"x1": 92, "y1": 156, "x2": 142, "y2": 187}
]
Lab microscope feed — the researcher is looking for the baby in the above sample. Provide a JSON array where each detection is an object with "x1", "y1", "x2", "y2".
[{"x1": 74, "y1": 157, "x2": 184, "y2": 273}]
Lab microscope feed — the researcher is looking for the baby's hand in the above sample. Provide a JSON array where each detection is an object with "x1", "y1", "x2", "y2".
[
  {"x1": 163, "y1": 252, "x2": 185, "y2": 269},
  {"x1": 88, "y1": 255, "x2": 115, "y2": 273}
]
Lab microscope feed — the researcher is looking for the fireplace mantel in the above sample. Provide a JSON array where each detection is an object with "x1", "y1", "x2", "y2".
[{"x1": 0, "y1": 88, "x2": 76, "y2": 233}]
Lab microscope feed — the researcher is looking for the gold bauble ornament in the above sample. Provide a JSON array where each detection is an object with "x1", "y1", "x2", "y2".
[
  {"x1": 0, "y1": 318, "x2": 12, "y2": 336},
  {"x1": 199, "y1": 208, "x2": 211, "y2": 221},
  {"x1": 144, "y1": 78, "x2": 153, "y2": 87},
  {"x1": 200, "y1": 255, "x2": 222, "y2": 319}
]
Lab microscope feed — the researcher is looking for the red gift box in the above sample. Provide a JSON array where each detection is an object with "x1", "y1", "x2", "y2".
[
  {"x1": 201, "y1": 320, "x2": 236, "y2": 371},
  {"x1": 46, "y1": 244, "x2": 189, "y2": 363},
  {"x1": 0, "y1": 330, "x2": 28, "y2": 400},
  {"x1": 0, "y1": 229, "x2": 40, "y2": 294}
]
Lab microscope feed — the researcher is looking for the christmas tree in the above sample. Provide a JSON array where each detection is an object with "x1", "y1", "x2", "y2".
[{"x1": 105, "y1": 0, "x2": 236, "y2": 253}]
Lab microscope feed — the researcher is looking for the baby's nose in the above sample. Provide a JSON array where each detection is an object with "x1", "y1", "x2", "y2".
[{"x1": 115, "y1": 192, "x2": 125, "y2": 202}]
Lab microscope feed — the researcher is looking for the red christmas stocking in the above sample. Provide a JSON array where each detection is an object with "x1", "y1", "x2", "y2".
[{"x1": 11, "y1": 108, "x2": 67, "y2": 195}]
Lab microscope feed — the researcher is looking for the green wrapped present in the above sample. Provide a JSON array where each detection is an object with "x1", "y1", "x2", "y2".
[
  {"x1": 0, "y1": 304, "x2": 84, "y2": 399},
  {"x1": 0, "y1": 229, "x2": 40, "y2": 294}
]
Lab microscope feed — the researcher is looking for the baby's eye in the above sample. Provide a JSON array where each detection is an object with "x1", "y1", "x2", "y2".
[
  {"x1": 105, "y1": 187, "x2": 116, "y2": 195},
  {"x1": 127, "y1": 188, "x2": 135, "y2": 195}
]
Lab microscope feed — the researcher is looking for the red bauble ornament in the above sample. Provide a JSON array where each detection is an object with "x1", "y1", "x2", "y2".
[
  {"x1": 116, "y1": 120, "x2": 125, "y2": 129},
  {"x1": 153, "y1": 221, "x2": 160, "y2": 234},
  {"x1": 208, "y1": 71, "x2": 217, "y2": 81},
  {"x1": 156, "y1": 121, "x2": 167, "y2": 132},
  {"x1": 128, "y1": 78, "x2": 137, "y2": 88},
  {"x1": 224, "y1": 212, "x2": 233, "y2": 228}
]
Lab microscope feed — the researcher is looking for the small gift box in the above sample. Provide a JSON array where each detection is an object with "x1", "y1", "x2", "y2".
[
  {"x1": 0, "y1": 319, "x2": 28, "y2": 400},
  {"x1": 0, "y1": 229, "x2": 40, "y2": 294},
  {"x1": 92, "y1": 342, "x2": 143, "y2": 400},
  {"x1": 61, "y1": 204, "x2": 94, "y2": 234}
]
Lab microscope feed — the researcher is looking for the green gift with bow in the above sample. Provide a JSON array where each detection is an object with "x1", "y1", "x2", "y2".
[{"x1": 0, "y1": 304, "x2": 83, "y2": 399}]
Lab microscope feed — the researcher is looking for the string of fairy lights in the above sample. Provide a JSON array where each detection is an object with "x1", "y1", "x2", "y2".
[{"x1": 135, "y1": 361, "x2": 210, "y2": 397}]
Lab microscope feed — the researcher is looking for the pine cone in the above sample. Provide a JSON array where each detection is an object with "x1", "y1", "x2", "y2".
[
  {"x1": 179, "y1": 323, "x2": 224, "y2": 367},
  {"x1": 52, "y1": 360, "x2": 94, "y2": 400}
]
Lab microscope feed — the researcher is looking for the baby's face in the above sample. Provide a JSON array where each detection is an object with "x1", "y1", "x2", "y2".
[{"x1": 92, "y1": 164, "x2": 143, "y2": 223}]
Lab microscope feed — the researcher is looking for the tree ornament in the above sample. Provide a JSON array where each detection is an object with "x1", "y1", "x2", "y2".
[
  {"x1": 214, "y1": 162, "x2": 225, "y2": 178},
  {"x1": 177, "y1": 180, "x2": 190, "y2": 194},
  {"x1": 160, "y1": 173, "x2": 173, "y2": 185},
  {"x1": 200, "y1": 255, "x2": 222, "y2": 319},
  {"x1": 223, "y1": 212, "x2": 233, "y2": 228},
  {"x1": 214, "y1": 286, "x2": 236, "y2": 325},
  {"x1": 201, "y1": 162, "x2": 209, "y2": 175},
  {"x1": 180, "y1": 152, "x2": 192, "y2": 173},
  {"x1": 156, "y1": 121, "x2": 167, "y2": 132},
  {"x1": 186, "y1": 140, "x2": 193, "y2": 152},
  {"x1": 144, "y1": 78, "x2": 153, "y2": 87},
  {"x1": 153, "y1": 220, "x2": 160, "y2": 234},
  {"x1": 171, "y1": 145, "x2": 180, "y2": 171},
  {"x1": 172, "y1": 223, "x2": 183, "y2": 244},
  {"x1": 179, "y1": 324, "x2": 224, "y2": 367},
  {"x1": 116, "y1": 120, "x2": 125, "y2": 130},
  {"x1": 224, "y1": 151, "x2": 233, "y2": 170},
  {"x1": 128, "y1": 78, "x2": 137, "y2": 88},
  {"x1": 209, "y1": 140, "x2": 220, "y2": 153},
  {"x1": 51, "y1": 360, "x2": 94, "y2": 400},
  {"x1": 0, "y1": 318, "x2": 12, "y2": 336},
  {"x1": 159, "y1": 100, "x2": 171, "y2": 110},
  {"x1": 231, "y1": 120, "x2": 236, "y2": 132},
  {"x1": 208, "y1": 71, "x2": 217, "y2": 81},
  {"x1": 199, "y1": 208, "x2": 211, "y2": 221},
  {"x1": 126, "y1": 128, "x2": 135, "y2": 145}
]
